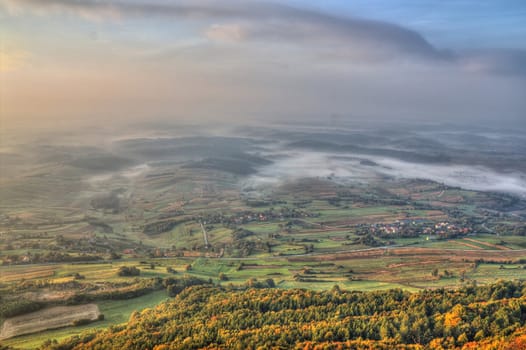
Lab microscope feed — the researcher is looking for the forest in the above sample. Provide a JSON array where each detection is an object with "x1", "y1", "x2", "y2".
[
  {"x1": 3, "y1": 0, "x2": 526, "y2": 348},
  {"x1": 32, "y1": 280, "x2": 526, "y2": 350}
]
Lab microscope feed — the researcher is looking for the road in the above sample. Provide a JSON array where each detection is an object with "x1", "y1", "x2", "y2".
[{"x1": 200, "y1": 221, "x2": 209, "y2": 248}]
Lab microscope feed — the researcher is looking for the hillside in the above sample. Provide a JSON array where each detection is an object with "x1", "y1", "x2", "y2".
[{"x1": 38, "y1": 281, "x2": 526, "y2": 350}]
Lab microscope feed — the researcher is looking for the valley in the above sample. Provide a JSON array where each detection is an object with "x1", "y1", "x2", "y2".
[{"x1": 1, "y1": 127, "x2": 525, "y2": 348}]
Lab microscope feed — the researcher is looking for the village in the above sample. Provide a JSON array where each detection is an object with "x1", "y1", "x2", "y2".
[{"x1": 362, "y1": 219, "x2": 472, "y2": 239}]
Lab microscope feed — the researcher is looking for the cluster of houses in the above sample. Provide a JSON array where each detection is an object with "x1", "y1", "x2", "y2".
[
  {"x1": 201, "y1": 208, "x2": 318, "y2": 226},
  {"x1": 366, "y1": 219, "x2": 472, "y2": 239}
]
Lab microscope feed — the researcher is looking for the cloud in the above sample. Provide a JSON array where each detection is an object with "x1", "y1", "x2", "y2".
[
  {"x1": 1, "y1": 1, "x2": 524, "y2": 127},
  {"x1": 1, "y1": 0, "x2": 447, "y2": 62},
  {"x1": 4, "y1": 0, "x2": 524, "y2": 75},
  {"x1": 205, "y1": 24, "x2": 246, "y2": 43},
  {"x1": 0, "y1": 50, "x2": 29, "y2": 72},
  {"x1": 1, "y1": 0, "x2": 121, "y2": 20},
  {"x1": 245, "y1": 149, "x2": 526, "y2": 197},
  {"x1": 459, "y1": 49, "x2": 526, "y2": 76},
  {"x1": 0, "y1": 0, "x2": 271, "y2": 20},
  {"x1": 373, "y1": 158, "x2": 526, "y2": 197}
]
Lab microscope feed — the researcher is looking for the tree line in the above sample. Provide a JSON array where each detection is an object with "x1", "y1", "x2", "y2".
[{"x1": 37, "y1": 280, "x2": 526, "y2": 350}]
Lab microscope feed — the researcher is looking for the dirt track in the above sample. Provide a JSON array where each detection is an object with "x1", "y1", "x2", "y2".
[
  {"x1": 463, "y1": 238, "x2": 511, "y2": 250},
  {"x1": 289, "y1": 247, "x2": 526, "y2": 262}
]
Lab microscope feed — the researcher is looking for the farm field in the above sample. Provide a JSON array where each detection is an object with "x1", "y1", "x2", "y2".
[
  {"x1": 1, "y1": 291, "x2": 168, "y2": 349},
  {"x1": 0, "y1": 131, "x2": 525, "y2": 349},
  {"x1": 0, "y1": 304, "x2": 100, "y2": 341}
]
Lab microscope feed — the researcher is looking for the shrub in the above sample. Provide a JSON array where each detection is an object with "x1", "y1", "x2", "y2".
[{"x1": 117, "y1": 266, "x2": 140, "y2": 277}]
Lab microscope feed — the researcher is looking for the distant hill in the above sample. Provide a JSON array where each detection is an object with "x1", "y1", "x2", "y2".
[
  {"x1": 182, "y1": 153, "x2": 272, "y2": 175},
  {"x1": 288, "y1": 140, "x2": 451, "y2": 164}
]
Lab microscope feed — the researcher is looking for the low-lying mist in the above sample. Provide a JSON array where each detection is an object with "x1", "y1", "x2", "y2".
[
  {"x1": 244, "y1": 150, "x2": 526, "y2": 197},
  {"x1": 2, "y1": 121, "x2": 526, "y2": 200}
]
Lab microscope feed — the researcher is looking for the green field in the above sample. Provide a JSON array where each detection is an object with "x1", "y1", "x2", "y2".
[
  {"x1": 1, "y1": 141, "x2": 525, "y2": 349},
  {"x1": 2, "y1": 291, "x2": 168, "y2": 349}
]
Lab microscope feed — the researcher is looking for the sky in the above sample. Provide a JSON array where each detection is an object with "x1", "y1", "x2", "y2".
[{"x1": 1, "y1": 0, "x2": 525, "y2": 129}]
